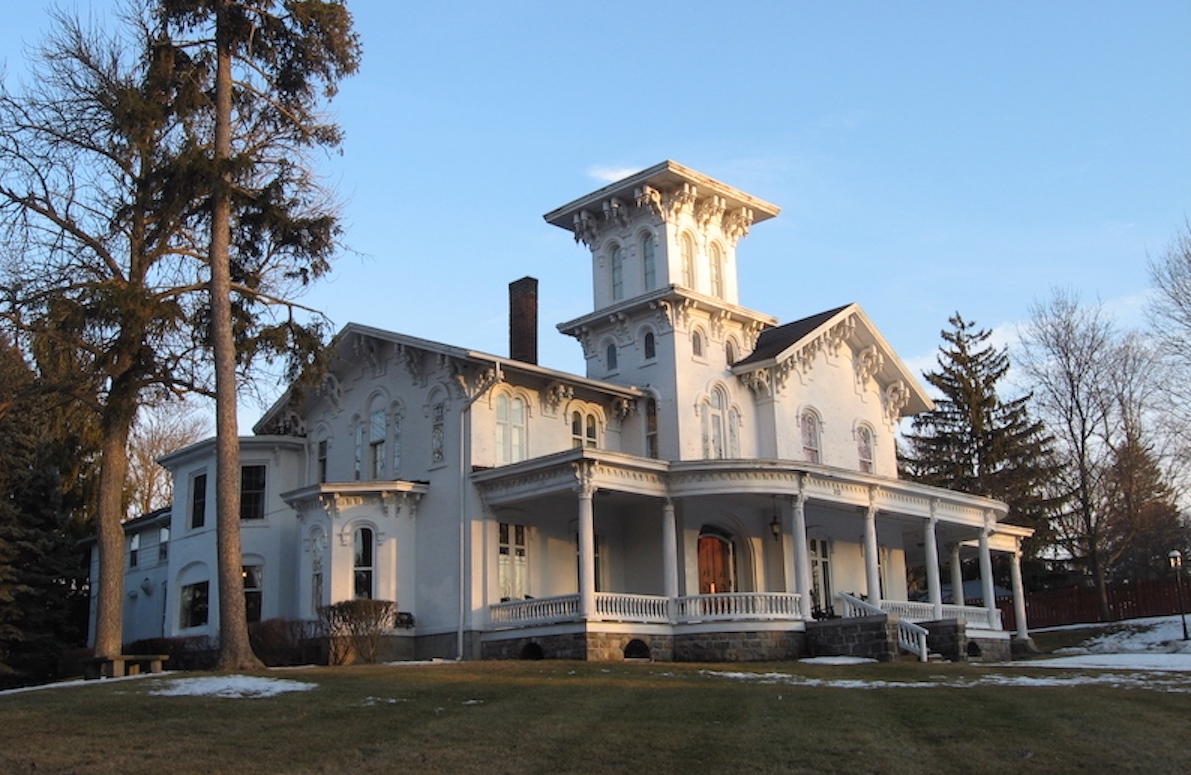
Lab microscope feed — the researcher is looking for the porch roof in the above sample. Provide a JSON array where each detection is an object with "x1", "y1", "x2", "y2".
[{"x1": 470, "y1": 449, "x2": 1018, "y2": 534}]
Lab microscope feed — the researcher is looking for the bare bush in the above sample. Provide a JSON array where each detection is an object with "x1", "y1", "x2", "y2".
[{"x1": 318, "y1": 600, "x2": 396, "y2": 665}]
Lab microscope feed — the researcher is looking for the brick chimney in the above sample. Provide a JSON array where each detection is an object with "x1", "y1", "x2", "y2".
[{"x1": 509, "y1": 276, "x2": 538, "y2": 364}]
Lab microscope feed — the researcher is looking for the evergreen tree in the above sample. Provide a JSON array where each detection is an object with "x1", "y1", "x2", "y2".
[
  {"x1": 0, "y1": 337, "x2": 95, "y2": 686},
  {"x1": 1101, "y1": 430, "x2": 1186, "y2": 582},
  {"x1": 900, "y1": 314, "x2": 1061, "y2": 581}
]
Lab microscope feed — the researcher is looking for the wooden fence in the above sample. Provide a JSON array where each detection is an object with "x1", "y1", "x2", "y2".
[{"x1": 997, "y1": 576, "x2": 1190, "y2": 631}]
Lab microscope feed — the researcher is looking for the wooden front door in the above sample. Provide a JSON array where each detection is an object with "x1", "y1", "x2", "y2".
[{"x1": 698, "y1": 534, "x2": 734, "y2": 594}]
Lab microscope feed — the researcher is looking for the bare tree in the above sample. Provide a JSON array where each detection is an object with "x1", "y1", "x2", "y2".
[
  {"x1": 125, "y1": 402, "x2": 211, "y2": 518},
  {"x1": 1020, "y1": 290, "x2": 1179, "y2": 617}
]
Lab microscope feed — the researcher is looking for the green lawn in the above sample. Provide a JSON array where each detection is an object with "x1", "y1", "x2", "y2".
[{"x1": 3, "y1": 660, "x2": 1189, "y2": 775}]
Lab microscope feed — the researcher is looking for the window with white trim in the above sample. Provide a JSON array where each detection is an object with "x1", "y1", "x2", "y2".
[
  {"x1": 180, "y1": 581, "x2": 209, "y2": 629},
  {"x1": 810, "y1": 538, "x2": 833, "y2": 614},
  {"x1": 701, "y1": 387, "x2": 731, "y2": 459},
  {"x1": 801, "y1": 411, "x2": 821, "y2": 464},
  {"x1": 605, "y1": 341, "x2": 618, "y2": 372},
  {"x1": 857, "y1": 425, "x2": 874, "y2": 473},
  {"x1": 646, "y1": 398, "x2": 659, "y2": 459},
  {"x1": 710, "y1": 243, "x2": 724, "y2": 298},
  {"x1": 431, "y1": 401, "x2": 445, "y2": 464},
  {"x1": 610, "y1": 244, "x2": 624, "y2": 301},
  {"x1": 642, "y1": 235, "x2": 656, "y2": 289},
  {"x1": 369, "y1": 409, "x2": 386, "y2": 479},
  {"x1": 159, "y1": 527, "x2": 169, "y2": 562},
  {"x1": 243, "y1": 564, "x2": 263, "y2": 623},
  {"x1": 240, "y1": 465, "x2": 267, "y2": 520},
  {"x1": 691, "y1": 330, "x2": 704, "y2": 358},
  {"x1": 353, "y1": 527, "x2": 374, "y2": 600},
  {"x1": 498, "y1": 522, "x2": 528, "y2": 601},
  {"x1": 189, "y1": 472, "x2": 207, "y2": 529},
  {"x1": 129, "y1": 533, "x2": 139, "y2": 568},
  {"x1": 681, "y1": 233, "x2": 695, "y2": 288},
  {"x1": 317, "y1": 439, "x2": 328, "y2": 483},
  {"x1": 496, "y1": 394, "x2": 527, "y2": 465},
  {"x1": 643, "y1": 331, "x2": 656, "y2": 361},
  {"x1": 571, "y1": 411, "x2": 598, "y2": 449}
]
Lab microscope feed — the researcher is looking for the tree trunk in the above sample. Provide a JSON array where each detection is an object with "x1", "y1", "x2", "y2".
[
  {"x1": 92, "y1": 417, "x2": 133, "y2": 658},
  {"x1": 211, "y1": 0, "x2": 261, "y2": 672}
]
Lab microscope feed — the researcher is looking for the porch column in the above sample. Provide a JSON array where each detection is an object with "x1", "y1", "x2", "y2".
[
  {"x1": 978, "y1": 513, "x2": 997, "y2": 621},
  {"x1": 791, "y1": 493, "x2": 813, "y2": 620},
  {"x1": 662, "y1": 498, "x2": 678, "y2": 620},
  {"x1": 863, "y1": 501, "x2": 881, "y2": 605},
  {"x1": 925, "y1": 502, "x2": 942, "y2": 620},
  {"x1": 949, "y1": 543, "x2": 964, "y2": 605},
  {"x1": 1009, "y1": 538, "x2": 1030, "y2": 639},
  {"x1": 576, "y1": 465, "x2": 597, "y2": 620}
]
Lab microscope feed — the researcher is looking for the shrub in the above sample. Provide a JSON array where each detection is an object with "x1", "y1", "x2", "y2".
[
  {"x1": 318, "y1": 600, "x2": 396, "y2": 665},
  {"x1": 249, "y1": 618, "x2": 320, "y2": 666}
]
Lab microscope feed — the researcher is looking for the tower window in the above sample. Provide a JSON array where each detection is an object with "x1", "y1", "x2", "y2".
[
  {"x1": 610, "y1": 244, "x2": 624, "y2": 301},
  {"x1": 642, "y1": 235, "x2": 656, "y2": 289}
]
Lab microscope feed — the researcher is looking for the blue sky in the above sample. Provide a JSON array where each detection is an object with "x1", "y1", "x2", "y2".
[{"x1": 3, "y1": 1, "x2": 1189, "y2": 413}]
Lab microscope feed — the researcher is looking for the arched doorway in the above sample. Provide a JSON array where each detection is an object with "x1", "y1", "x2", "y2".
[{"x1": 698, "y1": 527, "x2": 736, "y2": 594}]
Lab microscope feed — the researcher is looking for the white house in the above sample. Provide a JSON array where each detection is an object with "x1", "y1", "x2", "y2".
[{"x1": 105, "y1": 161, "x2": 1034, "y2": 662}]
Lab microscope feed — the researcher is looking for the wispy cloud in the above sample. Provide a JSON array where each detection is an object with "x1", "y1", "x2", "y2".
[{"x1": 586, "y1": 165, "x2": 645, "y2": 183}]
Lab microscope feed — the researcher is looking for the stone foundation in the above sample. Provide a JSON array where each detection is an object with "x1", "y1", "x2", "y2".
[
  {"x1": 481, "y1": 629, "x2": 805, "y2": 662},
  {"x1": 673, "y1": 630, "x2": 804, "y2": 662},
  {"x1": 805, "y1": 615, "x2": 900, "y2": 662},
  {"x1": 921, "y1": 619, "x2": 968, "y2": 662},
  {"x1": 966, "y1": 635, "x2": 1011, "y2": 662}
]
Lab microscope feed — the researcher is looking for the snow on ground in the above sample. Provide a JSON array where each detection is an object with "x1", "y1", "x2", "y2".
[{"x1": 148, "y1": 675, "x2": 317, "y2": 699}]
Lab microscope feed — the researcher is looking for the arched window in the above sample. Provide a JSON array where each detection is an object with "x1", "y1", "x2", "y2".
[
  {"x1": 353, "y1": 527, "x2": 374, "y2": 600},
  {"x1": 571, "y1": 411, "x2": 598, "y2": 449},
  {"x1": 496, "y1": 394, "x2": 527, "y2": 465},
  {"x1": 646, "y1": 398, "x2": 659, "y2": 459},
  {"x1": 702, "y1": 387, "x2": 729, "y2": 459},
  {"x1": 681, "y1": 233, "x2": 695, "y2": 288},
  {"x1": 353, "y1": 417, "x2": 363, "y2": 480},
  {"x1": 610, "y1": 244, "x2": 624, "y2": 301},
  {"x1": 644, "y1": 331, "x2": 656, "y2": 361},
  {"x1": 725, "y1": 339, "x2": 736, "y2": 366},
  {"x1": 801, "y1": 411, "x2": 821, "y2": 464},
  {"x1": 642, "y1": 235, "x2": 656, "y2": 289},
  {"x1": 857, "y1": 425, "x2": 874, "y2": 473},
  {"x1": 691, "y1": 330, "x2": 704, "y2": 358},
  {"x1": 727, "y1": 406, "x2": 740, "y2": 457},
  {"x1": 710, "y1": 243, "x2": 724, "y2": 298},
  {"x1": 605, "y1": 341, "x2": 618, "y2": 371},
  {"x1": 369, "y1": 409, "x2": 386, "y2": 479}
]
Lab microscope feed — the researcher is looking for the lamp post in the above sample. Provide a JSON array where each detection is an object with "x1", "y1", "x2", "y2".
[{"x1": 1169, "y1": 550, "x2": 1189, "y2": 641}]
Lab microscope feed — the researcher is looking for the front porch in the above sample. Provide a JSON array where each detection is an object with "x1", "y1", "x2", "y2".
[
  {"x1": 485, "y1": 590, "x2": 1008, "y2": 662},
  {"x1": 471, "y1": 449, "x2": 1032, "y2": 662}
]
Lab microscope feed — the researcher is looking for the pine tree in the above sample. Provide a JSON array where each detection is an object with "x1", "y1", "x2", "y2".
[{"x1": 900, "y1": 314, "x2": 1061, "y2": 579}]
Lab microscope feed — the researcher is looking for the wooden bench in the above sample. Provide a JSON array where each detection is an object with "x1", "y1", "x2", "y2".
[{"x1": 82, "y1": 654, "x2": 170, "y2": 680}]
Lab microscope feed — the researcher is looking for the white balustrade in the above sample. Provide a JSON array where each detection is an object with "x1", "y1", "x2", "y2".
[
  {"x1": 675, "y1": 593, "x2": 802, "y2": 622},
  {"x1": 879, "y1": 600, "x2": 1003, "y2": 630},
  {"x1": 490, "y1": 592, "x2": 804, "y2": 628}
]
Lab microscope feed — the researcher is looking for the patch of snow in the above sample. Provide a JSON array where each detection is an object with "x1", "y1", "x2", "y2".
[{"x1": 148, "y1": 675, "x2": 317, "y2": 699}]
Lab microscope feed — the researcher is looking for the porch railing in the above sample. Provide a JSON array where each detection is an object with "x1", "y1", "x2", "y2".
[
  {"x1": 596, "y1": 593, "x2": 670, "y2": 623},
  {"x1": 489, "y1": 594, "x2": 578, "y2": 625},
  {"x1": 489, "y1": 592, "x2": 802, "y2": 628},
  {"x1": 838, "y1": 593, "x2": 929, "y2": 662},
  {"x1": 676, "y1": 592, "x2": 802, "y2": 622},
  {"x1": 878, "y1": 600, "x2": 1003, "y2": 631}
]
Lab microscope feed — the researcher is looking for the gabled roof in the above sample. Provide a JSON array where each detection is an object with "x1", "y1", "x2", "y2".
[
  {"x1": 732, "y1": 303, "x2": 934, "y2": 417},
  {"x1": 254, "y1": 322, "x2": 643, "y2": 434},
  {"x1": 732, "y1": 304, "x2": 852, "y2": 368}
]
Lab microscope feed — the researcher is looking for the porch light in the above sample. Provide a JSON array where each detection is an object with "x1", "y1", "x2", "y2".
[
  {"x1": 770, "y1": 513, "x2": 782, "y2": 541},
  {"x1": 1170, "y1": 550, "x2": 1189, "y2": 641}
]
